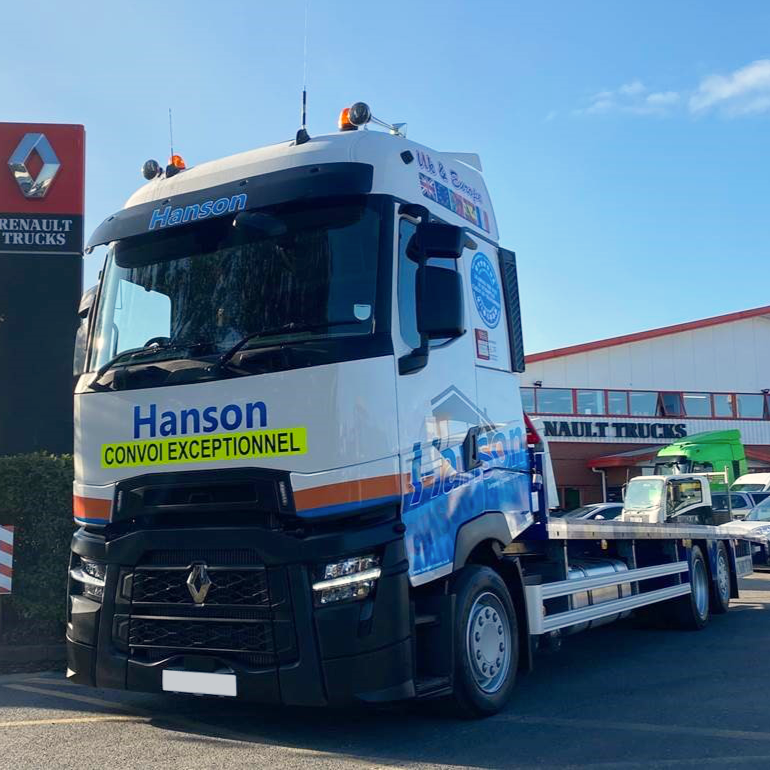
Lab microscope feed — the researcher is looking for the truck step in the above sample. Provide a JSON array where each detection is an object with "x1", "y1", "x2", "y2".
[
  {"x1": 414, "y1": 676, "x2": 451, "y2": 699},
  {"x1": 415, "y1": 613, "x2": 439, "y2": 626}
]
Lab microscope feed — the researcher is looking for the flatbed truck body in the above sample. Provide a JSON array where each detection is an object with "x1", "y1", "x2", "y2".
[{"x1": 67, "y1": 106, "x2": 756, "y2": 716}]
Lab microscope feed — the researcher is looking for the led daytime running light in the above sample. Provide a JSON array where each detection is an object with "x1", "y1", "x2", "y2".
[
  {"x1": 69, "y1": 567, "x2": 105, "y2": 587},
  {"x1": 312, "y1": 567, "x2": 382, "y2": 592}
]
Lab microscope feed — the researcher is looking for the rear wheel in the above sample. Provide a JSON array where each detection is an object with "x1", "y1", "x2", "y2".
[
  {"x1": 669, "y1": 545, "x2": 710, "y2": 630},
  {"x1": 711, "y1": 541, "x2": 731, "y2": 614},
  {"x1": 451, "y1": 565, "x2": 518, "y2": 718}
]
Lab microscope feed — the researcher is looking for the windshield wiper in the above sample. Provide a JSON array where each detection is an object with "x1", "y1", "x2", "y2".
[
  {"x1": 90, "y1": 341, "x2": 210, "y2": 388},
  {"x1": 211, "y1": 320, "x2": 362, "y2": 373}
]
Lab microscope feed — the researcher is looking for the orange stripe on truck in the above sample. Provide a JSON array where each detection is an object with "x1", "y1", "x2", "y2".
[
  {"x1": 294, "y1": 474, "x2": 403, "y2": 512},
  {"x1": 73, "y1": 495, "x2": 112, "y2": 522},
  {"x1": 0, "y1": 541, "x2": 12, "y2": 555},
  {"x1": 0, "y1": 563, "x2": 11, "y2": 577}
]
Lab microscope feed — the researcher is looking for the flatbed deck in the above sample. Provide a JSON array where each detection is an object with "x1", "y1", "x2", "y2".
[{"x1": 547, "y1": 518, "x2": 756, "y2": 541}]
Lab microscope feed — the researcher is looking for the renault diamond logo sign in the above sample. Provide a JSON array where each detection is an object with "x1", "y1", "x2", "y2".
[
  {"x1": 186, "y1": 563, "x2": 212, "y2": 604},
  {"x1": 7, "y1": 133, "x2": 61, "y2": 199}
]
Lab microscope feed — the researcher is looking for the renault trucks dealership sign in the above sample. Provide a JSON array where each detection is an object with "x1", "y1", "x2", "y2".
[
  {"x1": 0, "y1": 122, "x2": 84, "y2": 458},
  {"x1": 541, "y1": 415, "x2": 770, "y2": 445},
  {"x1": 0, "y1": 123, "x2": 84, "y2": 254},
  {"x1": 544, "y1": 419, "x2": 687, "y2": 441}
]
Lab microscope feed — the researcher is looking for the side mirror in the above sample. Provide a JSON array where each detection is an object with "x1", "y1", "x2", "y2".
[
  {"x1": 408, "y1": 222, "x2": 467, "y2": 262},
  {"x1": 73, "y1": 286, "x2": 97, "y2": 376},
  {"x1": 417, "y1": 265, "x2": 464, "y2": 339}
]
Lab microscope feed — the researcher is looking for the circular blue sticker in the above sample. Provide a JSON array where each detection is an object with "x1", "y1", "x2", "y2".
[{"x1": 470, "y1": 253, "x2": 501, "y2": 329}]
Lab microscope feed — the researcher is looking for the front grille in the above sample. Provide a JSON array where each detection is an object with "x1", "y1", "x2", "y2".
[
  {"x1": 141, "y1": 549, "x2": 262, "y2": 567},
  {"x1": 132, "y1": 569, "x2": 270, "y2": 606},
  {"x1": 129, "y1": 617, "x2": 274, "y2": 655},
  {"x1": 126, "y1": 558, "x2": 297, "y2": 668}
]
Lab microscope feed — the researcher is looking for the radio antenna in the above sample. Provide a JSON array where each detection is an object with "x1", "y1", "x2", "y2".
[
  {"x1": 295, "y1": 0, "x2": 311, "y2": 145},
  {"x1": 168, "y1": 107, "x2": 175, "y2": 159}
]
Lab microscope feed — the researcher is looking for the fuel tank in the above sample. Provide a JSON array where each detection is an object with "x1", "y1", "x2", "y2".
[{"x1": 564, "y1": 557, "x2": 632, "y2": 635}]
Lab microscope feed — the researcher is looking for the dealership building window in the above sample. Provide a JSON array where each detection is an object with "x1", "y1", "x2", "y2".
[
  {"x1": 683, "y1": 393, "x2": 711, "y2": 417},
  {"x1": 713, "y1": 394, "x2": 734, "y2": 417},
  {"x1": 536, "y1": 388, "x2": 573, "y2": 414},
  {"x1": 737, "y1": 393, "x2": 764, "y2": 419},
  {"x1": 629, "y1": 391, "x2": 657, "y2": 416},
  {"x1": 607, "y1": 391, "x2": 627, "y2": 415},
  {"x1": 576, "y1": 389, "x2": 603, "y2": 415},
  {"x1": 521, "y1": 386, "x2": 770, "y2": 420}
]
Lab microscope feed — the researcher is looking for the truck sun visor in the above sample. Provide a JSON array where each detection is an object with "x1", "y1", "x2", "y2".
[{"x1": 85, "y1": 162, "x2": 374, "y2": 253}]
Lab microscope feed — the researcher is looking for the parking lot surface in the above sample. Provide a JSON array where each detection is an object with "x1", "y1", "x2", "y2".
[{"x1": 2, "y1": 573, "x2": 770, "y2": 770}]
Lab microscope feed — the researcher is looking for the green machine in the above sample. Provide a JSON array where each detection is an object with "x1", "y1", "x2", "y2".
[{"x1": 653, "y1": 429, "x2": 747, "y2": 489}]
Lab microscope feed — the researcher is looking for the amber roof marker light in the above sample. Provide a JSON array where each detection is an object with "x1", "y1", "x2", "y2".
[{"x1": 338, "y1": 102, "x2": 407, "y2": 137}]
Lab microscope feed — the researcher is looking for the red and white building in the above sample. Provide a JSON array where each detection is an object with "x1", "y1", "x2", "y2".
[{"x1": 522, "y1": 306, "x2": 770, "y2": 509}]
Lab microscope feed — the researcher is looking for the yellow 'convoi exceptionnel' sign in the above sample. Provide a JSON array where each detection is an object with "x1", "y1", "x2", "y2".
[{"x1": 101, "y1": 427, "x2": 307, "y2": 469}]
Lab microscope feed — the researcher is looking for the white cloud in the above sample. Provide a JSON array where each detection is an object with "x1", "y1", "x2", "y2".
[
  {"x1": 619, "y1": 80, "x2": 646, "y2": 96},
  {"x1": 689, "y1": 59, "x2": 770, "y2": 115},
  {"x1": 544, "y1": 110, "x2": 558, "y2": 122},
  {"x1": 575, "y1": 82, "x2": 678, "y2": 116},
  {"x1": 646, "y1": 91, "x2": 680, "y2": 106},
  {"x1": 591, "y1": 90, "x2": 614, "y2": 102},
  {"x1": 572, "y1": 59, "x2": 770, "y2": 119},
  {"x1": 584, "y1": 98, "x2": 614, "y2": 114}
]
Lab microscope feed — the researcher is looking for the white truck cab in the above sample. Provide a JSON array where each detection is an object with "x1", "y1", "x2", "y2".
[{"x1": 621, "y1": 474, "x2": 715, "y2": 525}]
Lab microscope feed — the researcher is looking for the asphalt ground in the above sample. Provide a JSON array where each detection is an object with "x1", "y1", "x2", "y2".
[{"x1": 2, "y1": 573, "x2": 770, "y2": 770}]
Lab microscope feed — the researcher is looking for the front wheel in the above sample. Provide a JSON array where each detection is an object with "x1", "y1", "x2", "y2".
[{"x1": 451, "y1": 565, "x2": 518, "y2": 717}]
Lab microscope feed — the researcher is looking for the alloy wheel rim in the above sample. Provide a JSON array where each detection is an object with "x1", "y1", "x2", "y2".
[
  {"x1": 716, "y1": 549, "x2": 730, "y2": 603},
  {"x1": 466, "y1": 591, "x2": 511, "y2": 694},
  {"x1": 692, "y1": 557, "x2": 709, "y2": 618}
]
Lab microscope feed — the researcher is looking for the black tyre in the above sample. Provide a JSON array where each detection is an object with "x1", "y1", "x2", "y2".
[
  {"x1": 669, "y1": 545, "x2": 710, "y2": 630},
  {"x1": 451, "y1": 565, "x2": 518, "y2": 718},
  {"x1": 711, "y1": 541, "x2": 731, "y2": 615}
]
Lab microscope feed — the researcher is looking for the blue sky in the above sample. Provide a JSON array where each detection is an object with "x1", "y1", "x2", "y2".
[{"x1": 3, "y1": 1, "x2": 769, "y2": 353}]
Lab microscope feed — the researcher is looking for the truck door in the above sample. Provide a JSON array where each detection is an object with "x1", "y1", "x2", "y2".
[
  {"x1": 460, "y1": 244, "x2": 532, "y2": 535},
  {"x1": 395, "y1": 213, "x2": 532, "y2": 584},
  {"x1": 395, "y1": 213, "x2": 479, "y2": 584}
]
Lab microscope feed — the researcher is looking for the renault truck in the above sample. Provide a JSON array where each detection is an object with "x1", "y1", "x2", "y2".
[
  {"x1": 67, "y1": 103, "x2": 755, "y2": 716},
  {"x1": 653, "y1": 429, "x2": 747, "y2": 489}
]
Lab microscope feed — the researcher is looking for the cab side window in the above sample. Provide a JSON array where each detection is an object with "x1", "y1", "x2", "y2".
[
  {"x1": 397, "y1": 217, "x2": 459, "y2": 350},
  {"x1": 397, "y1": 219, "x2": 421, "y2": 350}
]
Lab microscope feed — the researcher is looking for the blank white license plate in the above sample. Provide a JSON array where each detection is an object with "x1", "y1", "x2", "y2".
[{"x1": 162, "y1": 670, "x2": 237, "y2": 697}]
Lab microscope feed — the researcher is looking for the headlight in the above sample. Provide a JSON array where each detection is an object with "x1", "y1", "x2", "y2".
[
  {"x1": 312, "y1": 555, "x2": 381, "y2": 606},
  {"x1": 70, "y1": 557, "x2": 106, "y2": 602}
]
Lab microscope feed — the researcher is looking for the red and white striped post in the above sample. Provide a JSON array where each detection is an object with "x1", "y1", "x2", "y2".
[
  {"x1": 0, "y1": 525, "x2": 13, "y2": 636},
  {"x1": 0, "y1": 525, "x2": 12, "y2": 595}
]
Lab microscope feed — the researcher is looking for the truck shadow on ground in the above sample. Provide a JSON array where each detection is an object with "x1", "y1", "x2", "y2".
[
  {"x1": 5, "y1": 574, "x2": 769, "y2": 769},
  {"x1": 141, "y1": 575, "x2": 770, "y2": 768}
]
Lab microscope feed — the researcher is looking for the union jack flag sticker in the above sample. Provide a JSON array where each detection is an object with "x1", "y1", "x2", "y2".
[{"x1": 419, "y1": 173, "x2": 437, "y2": 202}]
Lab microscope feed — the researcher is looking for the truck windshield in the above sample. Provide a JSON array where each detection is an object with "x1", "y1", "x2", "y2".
[
  {"x1": 89, "y1": 197, "x2": 380, "y2": 373},
  {"x1": 624, "y1": 479, "x2": 664, "y2": 509},
  {"x1": 654, "y1": 457, "x2": 688, "y2": 475}
]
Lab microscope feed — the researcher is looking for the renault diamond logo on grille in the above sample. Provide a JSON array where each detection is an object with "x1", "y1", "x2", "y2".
[
  {"x1": 186, "y1": 563, "x2": 212, "y2": 604},
  {"x1": 7, "y1": 133, "x2": 61, "y2": 199}
]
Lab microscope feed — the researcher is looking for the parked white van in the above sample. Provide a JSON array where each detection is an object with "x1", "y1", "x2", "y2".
[{"x1": 732, "y1": 473, "x2": 770, "y2": 493}]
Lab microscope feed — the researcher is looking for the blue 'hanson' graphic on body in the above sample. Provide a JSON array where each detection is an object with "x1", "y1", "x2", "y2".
[{"x1": 148, "y1": 193, "x2": 247, "y2": 230}]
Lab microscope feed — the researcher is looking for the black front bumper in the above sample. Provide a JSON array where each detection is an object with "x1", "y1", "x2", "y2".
[{"x1": 67, "y1": 517, "x2": 414, "y2": 706}]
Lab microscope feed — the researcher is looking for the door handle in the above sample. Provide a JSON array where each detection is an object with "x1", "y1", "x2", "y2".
[{"x1": 462, "y1": 426, "x2": 483, "y2": 471}]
